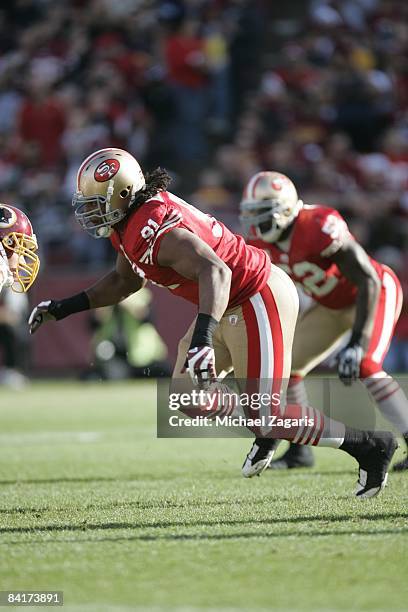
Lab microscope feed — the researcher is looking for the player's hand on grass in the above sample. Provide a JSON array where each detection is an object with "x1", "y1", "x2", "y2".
[
  {"x1": 28, "y1": 300, "x2": 58, "y2": 334},
  {"x1": 337, "y1": 343, "x2": 364, "y2": 386},
  {"x1": 184, "y1": 345, "x2": 216, "y2": 388}
]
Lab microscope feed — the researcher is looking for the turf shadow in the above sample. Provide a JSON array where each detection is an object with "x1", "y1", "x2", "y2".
[
  {"x1": 0, "y1": 493, "x2": 311, "y2": 515},
  {"x1": 0, "y1": 497, "x2": 279, "y2": 515},
  {"x1": 2, "y1": 511, "x2": 407, "y2": 536},
  {"x1": 4, "y1": 525, "x2": 408, "y2": 546},
  {"x1": 0, "y1": 467, "x2": 359, "y2": 486}
]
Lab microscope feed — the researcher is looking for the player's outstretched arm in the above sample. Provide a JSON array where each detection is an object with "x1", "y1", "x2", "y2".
[
  {"x1": 86, "y1": 252, "x2": 146, "y2": 309},
  {"x1": 28, "y1": 252, "x2": 145, "y2": 334},
  {"x1": 157, "y1": 228, "x2": 232, "y2": 385},
  {"x1": 331, "y1": 238, "x2": 381, "y2": 383}
]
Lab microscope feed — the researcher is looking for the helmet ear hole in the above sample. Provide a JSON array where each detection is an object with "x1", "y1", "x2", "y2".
[{"x1": 120, "y1": 187, "x2": 131, "y2": 198}]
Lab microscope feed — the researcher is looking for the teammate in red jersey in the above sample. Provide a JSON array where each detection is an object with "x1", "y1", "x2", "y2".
[
  {"x1": 240, "y1": 170, "x2": 407, "y2": 471},
  {"x1": 28, "y1": 149, "x2": 398, "y2": 496},
  {"x1": 0, "y1": 204, "x2": 40, "y2": 295}
]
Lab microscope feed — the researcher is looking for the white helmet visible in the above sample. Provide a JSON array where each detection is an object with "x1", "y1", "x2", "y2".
[
  {"x1": 240, "y1": 171, "x2": 302, "y2": 242},
  {"x1": 72, "y1": 148, "x2": 146, "y2": 238}
]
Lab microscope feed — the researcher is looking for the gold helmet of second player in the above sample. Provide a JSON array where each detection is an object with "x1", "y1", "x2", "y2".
[
  {"x1": 240, "y1": 171, "x2": 303, "y2": 242},
  {"x1": 72, "y1": 148, "x2": 146, "y2": 238}
]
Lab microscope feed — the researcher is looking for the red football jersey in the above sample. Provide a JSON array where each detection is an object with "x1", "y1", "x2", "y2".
[
  {"x1": 248, "y1": 205, "x2": 383, "y2": 309},
  {"x1": 110, "y1": 191, "x2": 270, "y2": 308}
]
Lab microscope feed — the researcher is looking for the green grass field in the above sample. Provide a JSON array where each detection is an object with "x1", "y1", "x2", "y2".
[{"x1": 0, "y1": 381, "x2": 407, "y2": 612}]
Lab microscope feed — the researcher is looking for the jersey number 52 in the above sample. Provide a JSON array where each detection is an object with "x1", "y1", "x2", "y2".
[{"x1": 280, "y1": 261, "x2": 338, "y2": 297}]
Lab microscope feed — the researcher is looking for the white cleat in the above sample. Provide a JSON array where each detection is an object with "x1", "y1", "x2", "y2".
[{"x1": 242, "y1": 438, "x2": 279, "y2": 478}]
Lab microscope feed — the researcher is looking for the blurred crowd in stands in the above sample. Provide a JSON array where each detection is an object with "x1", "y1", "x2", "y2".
[{"x1": 0, "y1": 0, "x2": 407, "y2": 374}]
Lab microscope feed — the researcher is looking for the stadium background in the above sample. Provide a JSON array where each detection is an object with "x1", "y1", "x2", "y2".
[{"x1": 0, "y1": 0, "x2": 407, "y2": 380}]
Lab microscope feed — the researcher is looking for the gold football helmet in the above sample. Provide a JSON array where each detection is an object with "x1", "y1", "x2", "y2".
[
  {"x1": 72, "y1": 148, "x2": 146, "y2": 238},
  {"x1": 240, "y1": 171, "x2": 302, "y2": 242}
]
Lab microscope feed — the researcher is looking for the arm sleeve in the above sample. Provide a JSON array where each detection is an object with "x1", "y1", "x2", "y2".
[
  {"x1": 129, "y1": 203, "x2": 184, "y2": 266},
  {"x1": 316, "y1": 210, "x2": 352, "y2": 258},
  {"x1": 150, "y1": 209, "x2": 184, "y2": 264}
]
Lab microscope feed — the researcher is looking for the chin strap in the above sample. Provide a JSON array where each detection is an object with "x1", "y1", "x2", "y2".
[
  {"x1": 96, "y1": 226, "x2": 113, "y2": 238},
  {"x1": 105, "y1": 179, "x2": 115, "y2": 214},
  {"x1": 257, "y1": 226, "x2": 284, "y2": 242}
]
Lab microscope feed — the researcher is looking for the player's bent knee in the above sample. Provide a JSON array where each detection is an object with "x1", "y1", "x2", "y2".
[
  {"x1": 289, "y1": 372, "x2": 305, "y2": 383},
  {"x1": 360, "y1": 359, "x2": 382, "y2": 379},
  {"x1": 290, "y1": 365, "x2": 309, "y2": 380}
]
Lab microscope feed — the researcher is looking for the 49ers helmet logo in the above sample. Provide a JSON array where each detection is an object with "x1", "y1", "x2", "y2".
[
  {"x1": 271, "y1": 177, "x2": 287, "y2": 191},
  {"x1": 94, "y1": 159, "x2": 120, "y2": 182},
  {"x1": 0, "y1": 205, "x2": 17, "y2": 229}
]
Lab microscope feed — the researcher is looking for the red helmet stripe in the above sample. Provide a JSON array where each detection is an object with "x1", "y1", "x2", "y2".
[
  {"x1": 245, "y1": 172, "x2": 268, "y2": 200},
  {"x1": 244, "y1": 174, "x2": 258, "y2": 200},
  {"x1": 251, "y1": 173, "x2": 265, "y2": 199}
]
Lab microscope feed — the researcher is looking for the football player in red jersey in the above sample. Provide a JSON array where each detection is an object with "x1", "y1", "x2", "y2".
[
  {"x1": 240, "y1": 170, "x2": 408, "y2": 472},
  {"x1": 28, "y1": 148, "x2": 398, "y2": 496},
  {"x1": 0, "y1": 204, "x2": 40, "y2": 295}
]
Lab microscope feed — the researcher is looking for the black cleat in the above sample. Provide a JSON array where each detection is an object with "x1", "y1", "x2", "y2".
[
  {"x1": 393, "y1": 456, "x2": 408, "y2": 472},
  {"x1": 268, "y1": 443, "x2": 315, "y2": 470},
  {"x1": 392, "y1": 435, "x2": 408, "y2": 471},
  {"x1": 242, "y1": 438, "x2": 279, "y2": 478},
  {"x1": 355, "y1": 432, "x2": 398, "y2": 498}
]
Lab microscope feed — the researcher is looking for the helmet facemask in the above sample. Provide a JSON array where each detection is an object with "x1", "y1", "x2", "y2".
[
  {"x1": 72, "y1": 180, "x2": 131, "y2": 239},
  {"x1": 240, "y1": 199, "x2": 302, "y2": 242},
  {"x1": 240, "y1": 171, "x2": 302, "y2": 243},
  {"x1": 3, "y1": 232, "x2": 40, "y2": 293}
]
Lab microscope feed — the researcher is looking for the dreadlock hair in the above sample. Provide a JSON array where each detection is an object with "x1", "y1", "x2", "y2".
[{"x1": 128, "y1": 167, "x2": 172, "y2": 212}]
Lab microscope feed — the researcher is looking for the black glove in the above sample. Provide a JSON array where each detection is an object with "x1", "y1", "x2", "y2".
[{"x1": 337, "y1": 343, "x2": 364, "y2": 386}]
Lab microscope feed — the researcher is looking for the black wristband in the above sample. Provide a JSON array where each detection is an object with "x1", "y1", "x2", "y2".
[
  {"x1": 349, "y1": 332, "x2": 363, "y2": 347},
  {"x1": 49, "y1": 292, "x2": 90, "y2": 321},
  {"x1": 190, "y1": 313, "x2": 219, "y2": 348}
]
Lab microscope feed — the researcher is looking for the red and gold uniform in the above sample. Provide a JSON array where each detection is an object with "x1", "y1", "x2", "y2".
[
  {"x1": 248, "y1": 205, "x2": 403, "y2": 378},
  {"x1": 110, "y1": 190, "x2": 313, "y2": 439}
]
